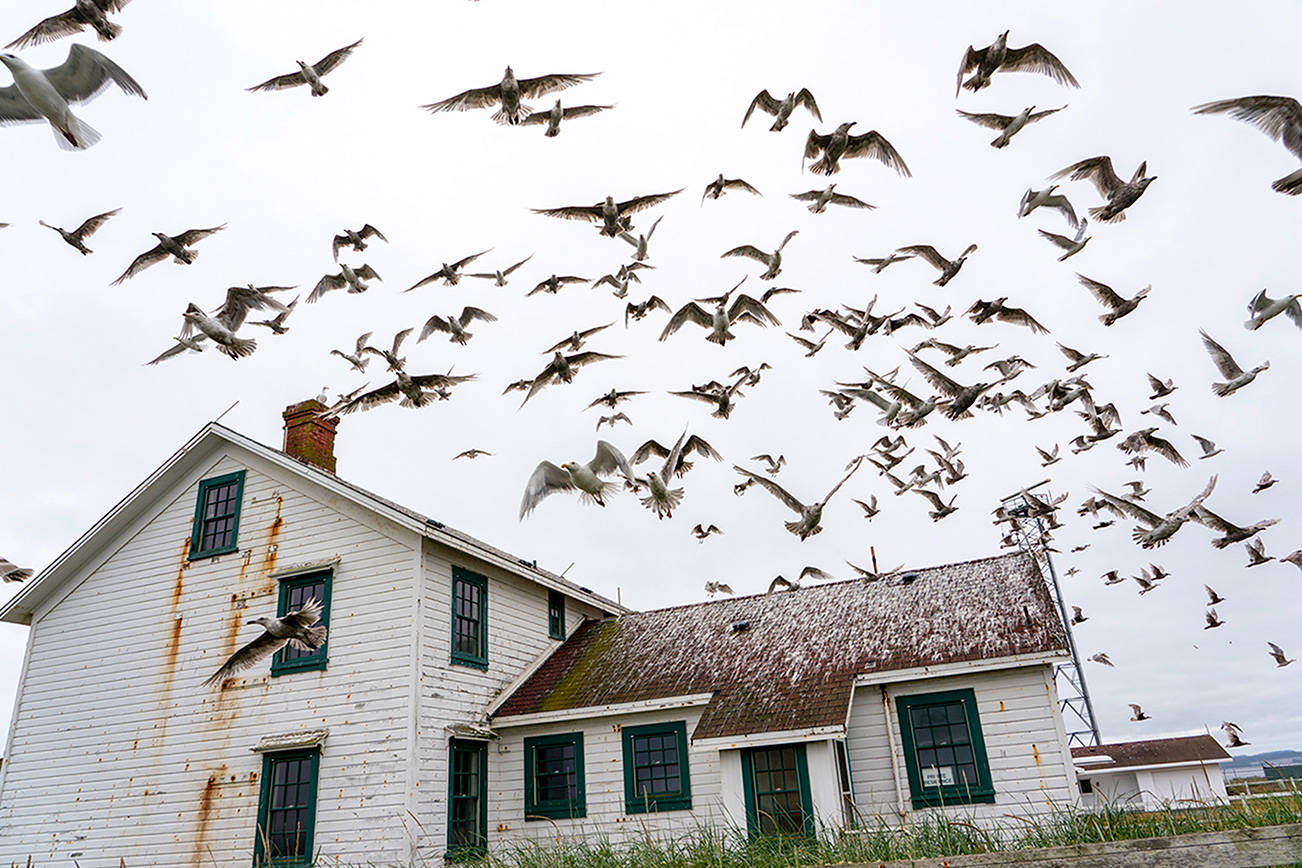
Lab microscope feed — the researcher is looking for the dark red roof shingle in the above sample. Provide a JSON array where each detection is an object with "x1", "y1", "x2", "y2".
[
  {"x1": 1072, "y1": 735, "x2": 1231, "y2": 770},
  {"x1": 494, "y1": 552, "x2": 1069, "y2": 739}
]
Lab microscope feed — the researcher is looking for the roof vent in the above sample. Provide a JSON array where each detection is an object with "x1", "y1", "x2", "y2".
[
  {"x1": 900, "y1": 572, "x2": 919, "y2": 584},
  {"x1": 729, "y1": 620, "x2": 750, "y2": 634}
]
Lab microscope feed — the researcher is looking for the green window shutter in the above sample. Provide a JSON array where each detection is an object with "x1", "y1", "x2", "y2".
[
  {"x1": 446, "y1": 739, "x2": 488, "y2": 860},
  {"x1": 189, "y1": 470, "x2": 245, "y2": 560},
  {"x1": 450, "y1": 567, "x2": 488, "y2": 670},
  {"x1": 740, "y1": 744, "x2": 813, "y2": 837},
  {"x1": 547, "y1": 590, "x2": 565, "y2": 640},
  {"x1": 621, "y1": 721, "x2": 692, "y2": 814},
  {"x1": 253, "y1": 748, "x2": 320, "y2": 867},
  {"x1": 271, "y1": 570, "x2": 332, "y2": 676},
  {"x1": 895, "y1": 688, "x2": 995, "y2": 809},
  {"x1": 524, "y1": 732, "x2": 586, "y2": 820}
]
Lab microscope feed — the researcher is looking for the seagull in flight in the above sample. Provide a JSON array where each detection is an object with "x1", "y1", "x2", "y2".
[
  {"x1": 1051, "y1": 156, "x2": 1155, "y2": 223},
  {"x1": 407, "y1": 250, "x2": 492, "y2": 290},
  {"x1": 533, "y1": 190, "x2": 681, "y2": 237},
  {"x1": 39, "y1": 206, "x2": 119, "y2": 254},
  {"x1": 702, "y1": 173, "x2": 761, "y2": 203},
  {"x1": 742, "y1": 87, "x2": 821, "y2": 131},
  {"x1": 248, "y1": 39, "x2": 363, "y2": 97},
  {"x1": 149, "y1": 285, "x2": 290, "y2": 364},
  {"x1": 324, "y1": 369, "x2": 477, "y2": 416},
  {"x1": 897, "y1": 243, "x2": 977, "y2": 287},
  {"x1": 6, "y1": 1, "x2": 130, "y2": 49},
  {"x1": 520, "y1": 98, "x2": 611, "y2": 136},
  {"x1": 789, "y1": 183, "x2": 875, "y2": 213},
  {"x1": 1201, "y1": 330, "x2": 1269, "y2": 397},
  {"x1": 957, "y1": 105, "x2": 1065, "y2": 148},
  {"x1": 332, "y1": 224, "x2": 386, "y2": 260},
  {"x1": 309, "y1": 263, "x2": 381, "y2": 302},
  {"x1": 803, "y1": 122, "x2": 910, "y2": 176},
  {"x1": 0, "y1": 43, "x2": 145, "y2": 149},
  {"x1": 519, "y1": 440, "x2": 637, "y2": 518},
  {"x1": 423, "y1": 66, "x2": 599, "y2": 125},
  {"x1": 110, "y1": 226, "x2": 225, "y2": 285},
  {"x1": 1192, "y1": 95, "x2": 1302, "y2": 195},
  {"x1": 467, "y1": 254, "x2": 533, "y2": 287},
  {"x1": 722, "y1": 230, "x2": 798, "y2": 280},
  {"x1": 731, "y1": 457, "x2": 865, "y2": 540},
  {"x1": 203, "y1": 598, "x2": 327, "y2": 687},
  {"x1": 1018, "y1": 186, "x2": 1078, "y2": 225},
  {"x1": 956, "y1": 31, "x2": 1079, "y2": 95}
]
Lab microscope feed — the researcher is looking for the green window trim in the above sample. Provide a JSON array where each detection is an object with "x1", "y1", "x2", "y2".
[
  {"x1": 524, "y1": 732, "x2": 586, "y2": 820},
  {"x1": 740, "y1": 743, "x2": 814, "y2": 838},
  {"x1": 895, "y1": 688, "x2": 996, "y2": 809},
  {"x1": 621, "y1": 721, "x2": 692, "y2": 814},
  {"x1": 253, "y1": 747, "x2": 320, "y2": 867},
  {"x1": 450, "y1": 567, "x2": 488, "y2": 670},
  {"x1": 547, "y1": 589, "x2": 565, "y2": 640},
  {"x1": 189, "y1": 470, "x2": 245, "y2": 560},
  {"x1": 446, "y1": 739, "x2": 489, "y2": 860},
  {"x1": 271, "y1": 570, "x2": 332, "y2": 677}
]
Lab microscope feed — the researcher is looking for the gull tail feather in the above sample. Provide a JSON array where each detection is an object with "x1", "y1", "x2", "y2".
[
  {"x1": 220, "y1": 337, "x2": 257, "y2": 360},
  {"x1": 55, "y1": 113, "x2": 101, "y2": 151},
  {"x1": 495, "y1": 103, "x2": 533, "y2": 125},
  {"x1": 93, "y1": 19, "x2": 123, "y2": 41},
  {"x1": 288, "y1": 625, "x2": 329, "y2": 652},
  {"x1": 1088, "y1": 205, "x2": 1126, "y2": 223},
  {"x1": 990, "y1": 134, "x2": 1011, "y2": 149},
  {"x1": 1272, "y1": 168, "x2": 1302, "y2": 195}
]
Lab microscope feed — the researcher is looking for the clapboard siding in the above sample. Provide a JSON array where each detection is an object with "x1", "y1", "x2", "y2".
[
  {"x1": 488, "y1": 706, "x2": 724, "y2": 848},
  {"x1": 846, "y1": 665, "x2": 1077, "y2": 824},
  {"x1": 0, "y1": 449, "x2": 422, "y2": 866},
  {"x1": 411, "y1": 537, "x2": 609, "y2": 857}
]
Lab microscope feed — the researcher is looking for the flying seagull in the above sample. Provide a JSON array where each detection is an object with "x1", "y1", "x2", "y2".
[
  {"x1": 1092, "y1": 475, "x2": 1217, "y2": 549},
  {"x1": 1192, "y1": 95, "x2": 1302, "y2": 194},
  {"x1": 1252, "y1": 471, "x2": 1278, "y2": 494},
  {"x1": 520, "y1": 351, "x2": 623, "y2": 407},
  {"x1": 1191, "y1": 505, "x2": 1279, "y2": 549},
  {"x1": 853, "y1": 252, "x2": 914, "y2": 273},
  {"x1": 1128, "y1": 703, "x2": 1150, "y2": 721},
  {"x1": 309, "y1": 263, "x2": 381, "y2": 302},
  {"x1": 533, "y1": 190, "x2": 681, "y2": 237},
  {"x1": 1018, "y1": 186, "x2": 1078, "y2": 225},
  {"x1": 467, "y1": 254, "x2": 533, "y2": 287},
  {"x1": 722, "y1": 230, "x2": 798, "y2": 280},
  {"x1": 631, "y1": 434, "x2": 721, "y2": 479},
  {"x1": 1058, "y1": 342, "x2": 1106, "y2": 371},
  {"x1": 203, "y1": 598, "x2": 327, "y2": 687},
  {"x1": 0, "y1": 557, "x2": 33, "y2": 582},
  {"x1": 1268, "y1": 641, "x2": 1295, "y2": 667},
  {"x1": 619, "y1": 215, "x2": 663, "y2": 262},
  {"x1": 1244, "y1": 537, "x2": 1274, "y2": 567},
  {"x1": 803, "y1": 122, "x2": 910, "y2": 176},
  {"x1": 1192, "y1": 435, "x2": 1223, "y2": 459},
  {"x1": 692, "y1": 524, "x2": 723, "y2": 541},
  {"x1": 742, "y1": 88, "x2": 821, "y2": 131},
  {"x1": 520, "y1": 98, "x2": 611, "y2": 136},
  {"x1": 957, "y1": 104, "x2": 1065, "y2": 148},
  {"x1": 587, "y1": 388, "x2": 645, "y2": 410},
  {"x1": 659, "y1": 281, "x2": 779, "y2": 346},
  {"x1": 329, "y1": 331, "x2": 373, "y2": 372},
  {"x1": 1244, "y1": 289, "x2": 1302, "y2": 331},
  {"x1": 39, "y1": 206, "x2": 119, "y2": 254},
  {"x1": 595, "y1": 412, "x2": 631, "y2": 431},
  {"x1": 1052, "y1": 156, "x2": 1156, "y2": 223},
  {"x1": 1204, "y1": 584, "x2": 1225, "y2": 605},
  {"x1": 6, "y1": 1, "x2": 130, "y2": 50},
  {"x1": 407, "y1": 250, "x2": 492, "y2": 290},
  {"x1": 1078, "y1": 274, "x2": 1149, "y2": 325},
  {"x1": 418, "y1": 306, "x2": 497, "y2": 345},
  {"x1": 789, "y1": 183, "x2": 875, "y2": 213},
  {"x1": 249, "y1": 294, "x2": 299, "y2": 335},
  {"x1": 702, "y1": 173, "x2": 761, "y2": 203},
  {"x1": 529, "y1": 274, "x2": 587, "y2": 296},
  {"x1": 323, "y1": 369, "x2": 476, "y2": 416},
  {"x1": 110, "y1": 225, "x2": 225, "y2": 285},
  {"x1": 453, "y1": 448, "x2": 493, "y2": 460},
  {"x1": 1200, "y1": 330, "x2": 1269, "y2": 397},
  {"x1": 1090, "y1": 652, "x2": 1114, "y2": 667},
  {"x1": 332, "y1": 224, "x2": 386, "y2": 260},
  {"x1": 1039, "y1": 220, "x2": 1090, "y2": 261},
  {"x1": 248, "y1": 39, "x2": 363, "y2": 97},
  {"x1": 897, "y1": 243, "x2": 977, "y2": 287},
  {"x1": 545, "y1": 322, "x2": 614, "y2": 354},
  {"x1": 956, "y1": 31, "x2": 1079, "y2": 95},
  {"x1": 519, "y1": 440, "x2": 636, "y2": 518},
  {"x1": 966, "y1": 297, "x2": 1048, "y2": 333},
  {"x1": 1117, "y1": 428, "x2": 1187, "y2": 467},
  {"x1": 704, "y1": 580, "x2": 733, "y2": 595},
  {"x1": 423, "y1": 66, "x2": 599, "y2": 125},
  {"x1": 633, "y1": 431, "x2": 698, "y2": 519},
  {"x1": 0, "y1": 43, "x2": 145, "y2": 149},
  {"x1": 731, "y1": 456, "x2": 865, "y2": 540},
  {"x1": 149, "y1": 285, "x2": 289, "y2": 365}
]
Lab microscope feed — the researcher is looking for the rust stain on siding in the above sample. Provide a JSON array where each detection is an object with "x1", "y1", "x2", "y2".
[
  {"x1": 192, "y1": 764, "x2": 227, "y2": 866},
  {"x1": 1032, "y1": 743, "x2": 1042, "y2": 766}
]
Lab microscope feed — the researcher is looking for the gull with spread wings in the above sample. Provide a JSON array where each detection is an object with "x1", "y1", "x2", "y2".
[
  {"x1": 110, "y1": 225, "x2": 225, "y2": 285},
  {"x1": 467, "y1": 254, "x2": 533, "y2": 287},
  {"x1": 1078, "y1": 274, "x2": 1149, "y2": 325},
  {"x1": 418, "y1": 306, "x2": 497, "y2": 345},
  {"x1": 332, "y1": 224, "x2": 386, "y2": 260},
  {"x1": 148, "y1": 285, "x2": 291, "y2": 364},
  {"x1": 703, "y1": 173, "x2": 761, "y2": 203},
  {"x1": 1193, "y1": 95, "x2": 1302, "y2": 195},
  {"x1": 906, "y1": 351, "x2": 993, "y2": 420},
  {"x1": 743, "y1": 87, "x2": 820, "y2": 131},
  {"x1": 203, "y1": 598, "x2": 327, "y2": 687},
  {"x1": 722, "y1": 230, "x2": 798, "y2": 280},
  {"x1": 323, "y1": 369, "x2": 476, "y2": 416},
  {"x1": 309, "y1": 262, "x2": 381, "y2": 302},
  {"x1": 956, "y1": 30, "x2": 1079, "y2": 95},
  {"x1": 957, "y1": 104, "x2": 1065, "y2": 148},
  {"x1": 39, "y1": 206, "x2": 119, "y2": 254},
  {"x1": 519, "y1": 440, "x2": 637, "y2": 518},
  {"x1": 732, "y1": 456, "x2": 865, "y2": 540},
  {"x1": 533, "y1": 189, "x2": 681, "y2": 237},
  {"x1": 1051, "y1": 156, "x2": 1156, "y2": 223},
  {"x1": 790, "y1": 183, "x2": 875, "y2": 213},
  {"x1": 896, "y1": 243, "x2": 977, "y2": 287},
  {"x1": 248, "y1": 39, "x2": 362, "y2": 97},
  {"x1": 520, "y1": 351, "x2": 623, "y2": 407},
  {"x1": 1092, "y1": 475, "x2": 1218, "y2": 549},
  {"x1": 407, "y1": 249, "x2": 492, "y2": 290},
  {"x1": 0, "y1": 43, "x2": 145, "y2": 149},
  {"x1": 521, "y1": 98, "x2": 611, "y2": 136},
  {"x1": 1201, "y1": 330, "x2": 1269, "y2": 397},
  {"x1": 423, "y1": 66, "x2": 599, "y2": 125},
  {"x1": 804, "y1": 122, "x2": 910, "y2": 176},
  {"x1": 6, "y1": 1, "x2": 130, "y2": 49},
  {"x1": 659, "y1": 279, "x2": 779, "y2": 345}
]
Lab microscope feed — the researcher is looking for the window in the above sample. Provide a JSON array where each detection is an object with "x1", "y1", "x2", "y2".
[
  {"x1": 895, "y1": 688, "x2": 995, "y2": 809},
  {"x1": 1079, "y1": 777, "x2": 1094, "y2": 794},
  {"x1": 189, "y1": 471, "x2": 245, "y2": 560},
  {"x1": 524, "y1": 733, "x2": 585, "y2": 820},
  {"x1": 740, "y1": 744, "x2": 813, "y2": 836},
  {"x1": 547, "y1": 590, "x2": 565, "y2": 640},
  {"x1": 254, "y1": 748, "x2": 320, "y2": 867},
  {"x1": 446, "y1": 740, "x2": 488, "y2": 859},
  {"x1": 622, "y1": 721, "x2": 691, "y2": 813},
  {"x1": 271, "y1": 570, "x2": 332, "y2": 676},
  {"x1": 451, "y1": 567, "x2": 487, "y2": 669},
  {"x1": 835, "y1": 740, "x2": 857, "y2": 825}
]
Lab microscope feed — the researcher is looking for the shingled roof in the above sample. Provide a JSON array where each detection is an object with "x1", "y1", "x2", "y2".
[
  {"x1": 493, "y1": 552, "x2": 1069, "y2": 740},
  {"x1": 1072, "y1": 735, "x2": 1231, "y2": 770}
]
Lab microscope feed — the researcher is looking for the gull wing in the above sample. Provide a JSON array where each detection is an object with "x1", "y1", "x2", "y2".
[
  {"x1": 44, "y1": 43, "x2": 147, "y2": 104},
  {"x1": 216, "y1": 285, "x2": 287, "y2": 331},
  {"x1": 0, "y1": 84, "x2": 45, "y2": 124},
  {"x1": 531, "y1": 203, "x2": 605, "y2": 222},
  {"x1": 1077, "y1": 274, "x2": 1126, "y2": 309},
  {"x1": 615, "y1": 189, "x2": 682, "y2": 216},
  {"x1": 422, "y1": 80, "x2": 507, "y2": 113},
  {"x1": 1052, "y1": 156, "x2": 1124, "y2": 197},
  {"x1": 312, "y1": 39, "x2": 363, "y2": 76},
  {"x1": 1042, "y1": 194, "x2": 1078, "y2": 227},
  {"x1": 334, "y1": 380, "x2": 403, "y2": 415},
  {"x1": 1147, "y1": 433, "x2": 1189, "y2": 467},
  {"x1": 1190, "y1": 505, "x2": 1237, "y2": 535},
  {"x1": 1192, "y1": 95, "x2": 1302, "y2": 159},
  {"x1": 174, "y1": 225, "x2": 226, "y2": 247},
  {"x1": 659, "y1": 302, "x2": 712, "y2": 340},
  {"x1": 419, "y1": 315, "x2": 452, "y2": 342},
  {"x1": 590, "y1": 440, "x2": 635, "y2": 482},
  {"x1": 907, "y1": 352, "x2": 965, "y2": 399},
  {"x1": 109, "y1": 244, "x2": 167, "y2": 285},
  {"x1": 359, "y1": 223, "x2": 386, "y2": 242},
  {"x1": 202, "y1": 629, "x2": 287, "y2": 686},
  {"x1": 729, "y1": 294, "x2": 779, "y2": 326},
  {"x1": 451, "y1": 248, "x2": 492, "y2": 270},
  {"x1": 519, "y1": 461, "x2": 575, "y2": 519},
  {"x1": 331, "y1": 233, "x2": 350, "y2": 260},
  {"x1": 6, "y1": 10, "x2": 90, "y2": 51},
  {"x1": 72, "y1": 207, "x2": 120, "y2": 239},
  {"x1": 683, "y1": 435, "x2": 723, "y2": 463},
  {"x1": 821, "y1": 456, "x2": 864, "y2": 504},
  {"x1": 1001, "y1": 43, "x2": 1080, "y2": 87},
  {"x1": 146, "y1": 334, "x2": 209, "y2": 365},
  {"x1": 459, "y1": 306, "x2": 497, "y2": 326},
  {"x1": 517, "y1": 72, "x2": 600, "y2": 99},
  {"x1": 794, "y1": 88, "x2": 821, "y2": 121},
  {"x1": 1028, "y1": 105, "x2": 1068, "y2": 123},
  {"x1": 997, "y1": 305, "x2": 1049, "y2": 334},
  {"x1": 896, "y1": 244, "x2": 948, "y2": 270},
  {"x1": 956, "y1": 44, "x2": 987, "y2": 95},
  {"x1": 308, "y1": 273, "x2": 347, "y2": 302},
  {"x1": 732, "y1": 466, "x2": 805, "y2": 515},
  {"x1": 742, "y1": 89, "x2": 781, "y2": 126},
  {"x1": 843, "y1": 131, "x2": 911, "y2": 176},
  {"x1": 1039, "y1": 229, "x2": 1074, "y2": 250},
  {"x1": 1200, "y1": 330, "x2": 1245, "y2": 379},
  {"x1": 283, "y1": 597, "x2": 324, "y2": 630},
  {"x1": 828, "y1": 192, "x2": 875, "y2": 209},
  {"x1": 956, "y1": 109, "x2": 1013, "y2": 131},
  {"x1": 248, "y1": 70, "x2": 308, "y2": 92},
  {"x1": 803, "y1": 128, "x2": 831, "y2": 160},
  {"x1": 912, "y1": 488, "x2": 946, "y2": 510},
  {"x1": 558, "y1": 103, "x2": 612, "y2": 120},
  {"x1": 1091, "y1": 488, "x2": 1162, "y2": 527},
  {"x1": 721, "y1": 244, "x2": 769, "y2": 263},
  {"x1": 410, "y1": 371, "x2": 475, "y2": 390}
]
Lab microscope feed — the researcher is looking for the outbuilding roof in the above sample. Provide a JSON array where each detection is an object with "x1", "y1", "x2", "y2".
[
  {"x1": 1072, "y1": 735, "x2": 1231, "y2": 771},
  {"x1": 493, "y1": 552, "x2": 1069, "y2": 740}
]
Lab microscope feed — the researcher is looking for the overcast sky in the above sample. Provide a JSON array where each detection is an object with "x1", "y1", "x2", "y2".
[{"x1": 1, "y1": 0, "x2": 1299, "y2": 757}]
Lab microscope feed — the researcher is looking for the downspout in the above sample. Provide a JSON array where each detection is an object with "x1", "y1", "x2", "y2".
[{"x1": 881, "y1": 685, "x2": 906, "y2": 821}]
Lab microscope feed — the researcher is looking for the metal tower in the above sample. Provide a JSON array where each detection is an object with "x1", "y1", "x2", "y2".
[{"x1": 999, "y1": 481, "x2": 1101, "y2": 747}]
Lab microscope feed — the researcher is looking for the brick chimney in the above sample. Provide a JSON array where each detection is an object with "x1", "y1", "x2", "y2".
[{"x1": 283, "y1": 400, "x2": 338, "y2": 474}]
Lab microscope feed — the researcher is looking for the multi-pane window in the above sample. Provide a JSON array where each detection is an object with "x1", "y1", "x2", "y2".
[
  {"x1": 896, "y1": 688, "x2": 995, "y2": 808},
  {"x1": 189, "y1": 471, "x2": 245, "y2": 559},
  {"x1": 271, "y1": 570, "x2": 331, "y2": 676},
  {"x1": 548, "y1": 590, "x2": 565, "y2": 640},
  {"x1": 524, "y1": 733, "x2": 585, "y2": 819},
  {"x1": 451, "y1": 568, "x2": 487, "y2": 669},
  {"x1": 622, "y1": 722, "x2": 691, "y2": 813},
  {"x1": 254, "y1": 749, "x2": 319, "y2": 866},
  {"x1": 447, "y1": 740, "x2": 487, "y2": 858},
  {"x1": 742, "y1": 745, "x2": 811, "y2": 836}
]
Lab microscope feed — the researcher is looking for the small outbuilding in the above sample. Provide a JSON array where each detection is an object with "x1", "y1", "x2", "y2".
[{"x1": 1072, "y1": 735, "x2": 1231, "y2": 809}]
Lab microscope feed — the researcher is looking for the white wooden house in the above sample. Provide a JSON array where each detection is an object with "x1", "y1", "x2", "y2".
[
  {"x1": 0, "y1": 404, "x2": 1081, "y2": 865},
  {"x1": 1073, "y1": 735, "x2": 1231, "y2": 810}
]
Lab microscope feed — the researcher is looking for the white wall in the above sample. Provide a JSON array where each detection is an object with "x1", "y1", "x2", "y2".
[
  {"x1": 1089, "y1": 770, "x2": 1142, "y2": 807},
  {"x1": 845, "y1": 664, "x2": 1077, "y2": 826},
  {"x1": 0, "y1": 448, "x2": 421, "y2": 866}
]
